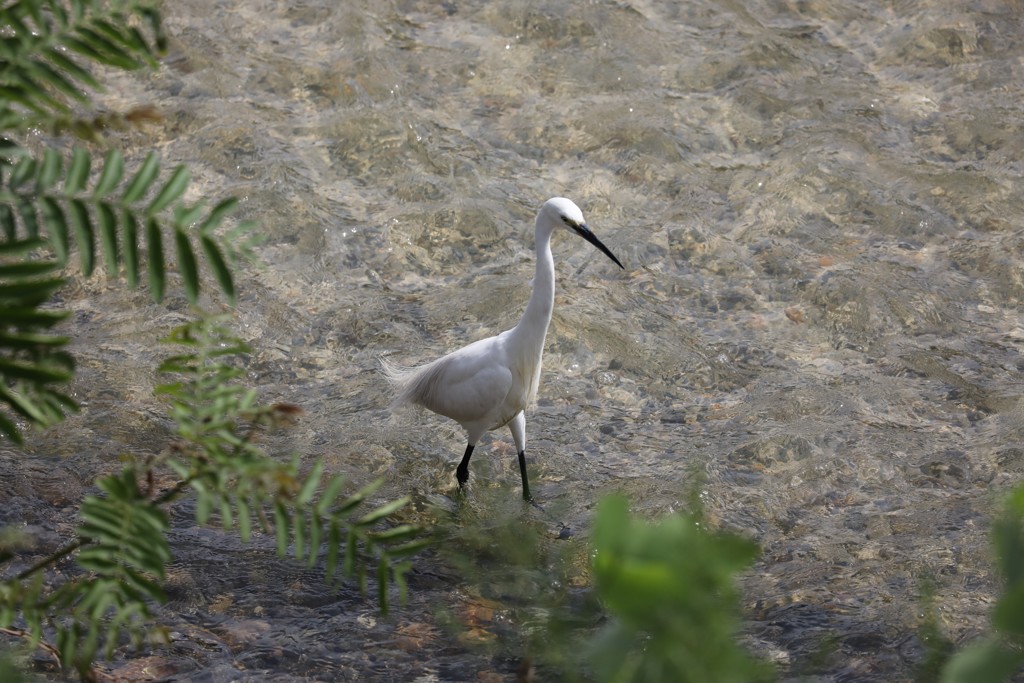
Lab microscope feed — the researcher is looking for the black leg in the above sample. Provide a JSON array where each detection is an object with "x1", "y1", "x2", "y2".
[
  {"x1": 456, "y1": 443, "x2": 474, "y2": 488},
  {"x1": 518, "y1": 450, "x2": 533, "y2": 502}
]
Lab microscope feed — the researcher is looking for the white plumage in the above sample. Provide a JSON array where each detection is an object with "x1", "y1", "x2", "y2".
[{"x1": 382, "y1": 197, "x2": 623, "y2": 501}]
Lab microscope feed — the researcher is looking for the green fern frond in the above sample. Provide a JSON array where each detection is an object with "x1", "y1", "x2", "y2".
[
  {"x1": 1, "y1": 146, "x2": 245, "y2": 305},
  {"x1": 0, "y1": 141, "x2": 248, "y2": 440},
  {"x1": 155, "y1": 318, "x2": 424, "y2": 613},
  {"x1": 0, "y1": 0, "x2": 165, "y2": 132},
  {"x1": 77, "y1": 469, "x2": 171, "y2": 582},
  {"x1": 0, "y1": 238, "x2": 73, "y2": 442},
  {"x1": 50, "y1": 467, "x2": 170, "y2": 673},
  {"x1": 0, "y1": 466, "x2": 173, "y2": 677}
]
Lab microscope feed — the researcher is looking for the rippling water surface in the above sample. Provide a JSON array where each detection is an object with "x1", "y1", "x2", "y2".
[{"x1": 4, "y1": 0, "x2": 1024, "y2": 680}]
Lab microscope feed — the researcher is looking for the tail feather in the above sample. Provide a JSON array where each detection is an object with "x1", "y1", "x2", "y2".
[
  {"x1": 380, "y1": 356, "x2": 415, "y2": 409},
  {"x1": 379, "y1": 354, "x2": 451, "y2": 412}
]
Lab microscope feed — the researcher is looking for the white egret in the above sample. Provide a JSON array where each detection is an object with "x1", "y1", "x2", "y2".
[{"x1": 382, "y1": 197, "x2": 623, "y2": 501}]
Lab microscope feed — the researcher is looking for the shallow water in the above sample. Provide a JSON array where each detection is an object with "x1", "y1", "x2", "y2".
[{"x1": 3, "y1": 0, "x2": 1024, "y2": 680}]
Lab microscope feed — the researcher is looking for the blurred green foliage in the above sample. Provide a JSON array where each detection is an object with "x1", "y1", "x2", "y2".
[
  {"x1": 940, "y1": 486, "x2": 1024, "y2": 683},
  {"x1": 437, "y1": 487, "x2": 773, "y2": 682},
  {"x1": 589, "y1": 495, "x2": 772, "y2": 683},
  {"x1": 914, "y1": 579, "x2": 956, "y2": 682},
  {"x1": 0, "y1": 650, "x2": 37, "y2": 682}
]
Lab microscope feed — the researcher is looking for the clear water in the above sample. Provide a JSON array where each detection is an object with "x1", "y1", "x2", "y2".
[{"x1": 4, "y1": 0, "x2": 1024, "y2": 680}]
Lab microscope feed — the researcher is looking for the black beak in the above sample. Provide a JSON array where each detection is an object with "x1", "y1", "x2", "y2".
[{"x1": 574, "y1": 223, "x2": 624, "y2": 269}]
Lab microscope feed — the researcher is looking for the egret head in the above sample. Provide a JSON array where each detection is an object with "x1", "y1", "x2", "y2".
[{"x1": 539, "y1": 197, "x2": 624, "y2": 269}]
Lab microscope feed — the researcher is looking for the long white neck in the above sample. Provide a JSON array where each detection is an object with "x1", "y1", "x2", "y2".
[{"x1": 511, "y1": 221, "x2": 555, "y2": 347}]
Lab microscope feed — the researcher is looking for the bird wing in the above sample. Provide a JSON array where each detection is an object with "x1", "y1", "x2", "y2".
[{"x1": 412, "y1": 337, "x2": 514, "y2": 426}]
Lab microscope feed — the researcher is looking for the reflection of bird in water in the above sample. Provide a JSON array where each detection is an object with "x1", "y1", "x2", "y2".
[{"x1": 382, "y1": 197, "x2": 623, "y2": 502}]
